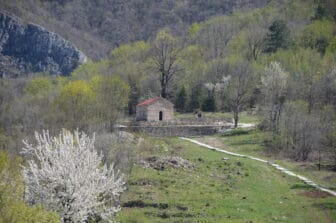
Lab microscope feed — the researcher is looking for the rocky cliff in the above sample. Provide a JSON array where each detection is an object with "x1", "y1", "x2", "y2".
[{"x1": 0, "y1": 12, "x2": 87, "y2": 77}]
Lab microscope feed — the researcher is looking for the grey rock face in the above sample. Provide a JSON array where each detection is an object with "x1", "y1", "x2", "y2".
[{"x1": 0, "y1": 12, "x2": 87, "y2": 77}]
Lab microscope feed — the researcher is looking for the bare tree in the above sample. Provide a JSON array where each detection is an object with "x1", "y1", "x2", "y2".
[
  {"x1": 198, "y1": 16, "x2": 238, "y2": 59},
  {"x1": 215, "y1": 60, "x2": 255, "y2": 128},
  {"x1": 278, "y1": 101, "x2": 320, "y2": 161},
  {"x1": 246, "y1": 26, "x2": 267, "y2": 61},
  {"x1": 319, "y1": 65, "x2": 336, "y2": 107},
  {"x1": 319, "y1": 105, "x2": 336, "y2": 167},
  {"x1": 22, "y1": 130, "x2": 125, "y2": 223},
  {"x1": 150, "y1": 30, "x2": 181, "y2": 98}
]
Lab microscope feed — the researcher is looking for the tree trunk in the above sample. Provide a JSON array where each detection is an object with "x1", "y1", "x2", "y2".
[
  {"x1": 318, "y1": 150, "x2": 321, "y2": 171},
  {"x1": 233, "y1": 108, "x2": 239, "y2": 128},
  {"x1": 161, "y1": 87, "x2": 167, "y2": 98},
  {"x1": 160, "y1": 76, "x2": 167, "y2": 98},
  {"x1": 62, "y1": 217, "x2": 74, "y2": 223}
]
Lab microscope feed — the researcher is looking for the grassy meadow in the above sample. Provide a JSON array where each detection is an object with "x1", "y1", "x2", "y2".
[
  {"x1": 197, "y1": 129, "x2": 336, "y2": 191},
  {"x1": 116, "y1": 135, "x2": 336, "y2": 222}
]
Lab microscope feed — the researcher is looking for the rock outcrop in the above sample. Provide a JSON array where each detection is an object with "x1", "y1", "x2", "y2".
[{"x1": 0, "y1": 12, "x2": 87, "y2": 77}]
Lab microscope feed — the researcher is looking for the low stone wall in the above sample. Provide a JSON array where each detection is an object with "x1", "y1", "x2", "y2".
[
  {"x1": 118, "y1": 124, "x2": 232, "y2": 137},
  {"x1": 129, "y1": 117, "x2": 231, "y2": 126},
  {"x1": 177, "y1": 117, "x2": 231, "y2": 125}
]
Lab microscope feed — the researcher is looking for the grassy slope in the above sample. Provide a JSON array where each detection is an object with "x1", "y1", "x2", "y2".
[
  {"x1": 117, "y1": 136, "x2": 336, "y2": 222},
  {"x1": 192, "y1": 112, "x2": 336, "y2": 190},
  {"x1": 209, "y1": 129, "x2": 336, "y2": 190}
]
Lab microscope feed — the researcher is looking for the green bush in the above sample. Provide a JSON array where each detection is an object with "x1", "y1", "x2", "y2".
[
  {"x1": 0, "y1": 151, "x2": 58, "y2": 223},
  {"x1": 221, "y1": 128, "x2": 250, "y2": 136}
]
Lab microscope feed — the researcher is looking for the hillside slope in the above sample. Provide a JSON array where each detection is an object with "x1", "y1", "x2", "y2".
[
  {"x1": 118, "y1": 136, "x2": 336, "y2": 222},
  {"x1": 0, "y1": 0, "x2": 269, "y2": 59}
]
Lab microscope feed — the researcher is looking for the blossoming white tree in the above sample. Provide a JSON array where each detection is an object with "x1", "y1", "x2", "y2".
[
  {"x1": 261, "y1": 61, "x2": 288, "y2": 135},
  {"x1": 21, "y1": 130, "x2": 125, "y2": 223}
]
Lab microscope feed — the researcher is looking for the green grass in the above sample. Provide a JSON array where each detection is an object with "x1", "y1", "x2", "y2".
[
  {"x1": 274, "y1": 160, "x2": 336, "y2": 190},
  {"x1": 198, "y1": 130, "x2": 336, "y2": 190},
  {"x1": 221, "y1": 128, "x2": 250, "y2": 137},
  {"x1": 116, "y1": 136, "x2": 336, "y2": 222}
]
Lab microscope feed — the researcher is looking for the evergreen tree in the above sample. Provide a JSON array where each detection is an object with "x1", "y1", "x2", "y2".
[
  {"x1": 265, "y1": 20, "x2": 291, "y2": 53},
  {"x1": 175, "y1": 86, "x2": 187, "y2": 112},
  {"x1": 201, "y1": 94, "x2": 216, "y2": 112},
  {"x1": 188, "y1": 82, "x2": 204, "y2": 112},
  {"x1": 313, "y1": 4, "x2": 327, "y2": 20}
]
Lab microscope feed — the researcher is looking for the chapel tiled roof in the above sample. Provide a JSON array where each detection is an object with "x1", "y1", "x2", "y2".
[{"x1": 136, "y1": 97, "x2": 162, "y2": 107}]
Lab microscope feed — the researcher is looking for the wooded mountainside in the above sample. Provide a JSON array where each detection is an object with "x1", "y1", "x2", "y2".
[
  {"x1": 0, "y1": 0, "x2": 336, "y2": 221},
  {"x1": 0, "y1": 0, "x2": 269, "y2": 58}
]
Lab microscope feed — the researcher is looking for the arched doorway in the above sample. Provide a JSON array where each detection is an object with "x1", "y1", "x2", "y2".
[{"x1": 159, "y1": 111, "x2": 163, "y2": 121}]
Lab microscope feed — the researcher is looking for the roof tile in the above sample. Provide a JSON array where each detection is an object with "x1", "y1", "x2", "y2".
[{"x1": 136, "y1": 97, "x2": 162, "y2": 107}]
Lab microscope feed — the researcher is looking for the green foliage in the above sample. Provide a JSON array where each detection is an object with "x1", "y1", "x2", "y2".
[
  {"x1": 221, "y1": 128, "x2": 250, "y2": 136},
  {"x1": 58, "y1": 80, "x2": 95, "y2": 108},
  {"x1": 300, "y1": 20, "x2": 335, "y2": 54},
  {"x1": 265, "y1": 20, "x2": 291, "y2": 53},
  {"x1": 58, "y1": 80, "x2": 96, "y2": 129},
  {"x1": 314, "y1": 4, "x2": 328, "y2": 20},
  {"x1": 175, "y1": 86, "x2": 187, "y2": 112},
  {"x1": 91, "y1": 75, "x2": 130, "y2": 127},
  {"x1": 326, "y1": 37, "x2": 336, "y2": 54},
  {"x1": 111, "y1": 41, "x2": 149, "y2": 62},
  {"x1": 0, "y1": 151, "x2": 58, "y2": 222},
  {"x1": 188, "y1": 82, "x2": 204, "y2": 112},
  {"x1": 0, "y1": 128, "x2": 9, "y2": 150},
  {"x1": 313, "y1": 1, "x2": 336, "y2": 21},
  {"x1": 178, "y1": 45, "x2": 207, "y2": 87},
  {"x1": 25, "y1": 77, "x2": 52, "y2": 95},
  {"x1": 201, "y1": 93, "x2": 216, "y2": 112},
  {"x1": 0, "y1": 202, "x2": 58, "y2": 223},
  {"x1": 71, "y1": 60, "x2": 109, "y2": 80},
  {"x1": 110, "y1": 41, "x2": 150, "y2": 114},
  {"x1": 188, "y1": 23, "x2": 201, "y2": 38},
  {"x1": 226, "y1": 31, "x2": 249, "y2": 59}
]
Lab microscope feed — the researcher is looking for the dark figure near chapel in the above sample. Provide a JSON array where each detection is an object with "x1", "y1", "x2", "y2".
[
  {"x1": 193, "y1": 109, "x2": 202, "y2": 119},
  {"x1": 197, "y1": 111, "x2": 202, "y2": 118}
]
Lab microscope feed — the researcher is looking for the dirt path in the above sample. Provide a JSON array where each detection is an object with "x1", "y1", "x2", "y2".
[{"x1": 180, "y1": 137, "x2": 336, "y2": 197}]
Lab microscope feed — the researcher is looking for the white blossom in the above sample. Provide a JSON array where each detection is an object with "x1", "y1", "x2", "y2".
[
  {"x1": 206, "y1": 75, "x2": 231, "y2": 93},
  {"x1": 204, "y1": 82, "x2": 216, "y2": 91},
  {"x1": 262, "y1": 61, "x2": 288, "y2": 95},
  {"x1": 22, "y1": 129, "x2": 125, "y2": 223},
  {"x1": 221, "y1": 75, "x2": 231, "y2": 84}
]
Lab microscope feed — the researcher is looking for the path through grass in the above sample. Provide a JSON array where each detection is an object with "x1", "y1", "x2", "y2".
[
  {"x1": 197, "y1": 130, "x2": 336, "y2": 190},
  {"x1": 117, "y1": 137, "x2": 336, "y2": 222}
]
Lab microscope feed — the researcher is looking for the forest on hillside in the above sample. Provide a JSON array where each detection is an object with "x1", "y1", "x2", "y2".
[
  {"x1": 0, "y1": 0, "x2": 269, "y2": 58},
  {"x1": 0, "y1": 0, "x2": 336, "y2": 221}
]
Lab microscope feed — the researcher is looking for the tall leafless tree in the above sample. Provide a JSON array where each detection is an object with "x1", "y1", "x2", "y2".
[
  {"x1": 150, "y1": 30, "x2": 181, "y2": 98},
  {"x1": 215, "y1": 60, "x2": 255, "y2": 128}
]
